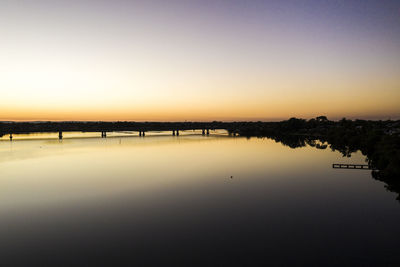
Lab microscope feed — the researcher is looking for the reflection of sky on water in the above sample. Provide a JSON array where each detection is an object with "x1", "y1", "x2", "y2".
[{"x1": 0, "y1": 134, "x2": 399, "y2": 265}]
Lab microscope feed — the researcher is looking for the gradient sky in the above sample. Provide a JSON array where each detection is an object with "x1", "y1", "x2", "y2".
[{"x1": 1, "y1": 0, "x2": 399, "y2": 121}]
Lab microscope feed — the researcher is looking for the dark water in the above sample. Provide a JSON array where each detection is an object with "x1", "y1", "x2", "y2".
[{"x1": 0, "y1": 132, "x2": 399, "y2": 266}]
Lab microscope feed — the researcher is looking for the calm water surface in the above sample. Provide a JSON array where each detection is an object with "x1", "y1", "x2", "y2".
[{"x1": 0, "y1": 131, "x2": 399, "y2": 266}]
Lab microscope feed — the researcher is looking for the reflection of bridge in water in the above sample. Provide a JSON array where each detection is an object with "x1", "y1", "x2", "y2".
[{"x1": 332, "y1": 163, "x2": 374, "y2": 170}]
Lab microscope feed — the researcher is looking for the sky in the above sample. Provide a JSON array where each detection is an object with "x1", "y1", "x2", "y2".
[{"x1": 0, "y1": 0, "x2": 399, "y2": 121}]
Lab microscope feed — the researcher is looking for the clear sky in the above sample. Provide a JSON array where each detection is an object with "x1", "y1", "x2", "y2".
[{"x1": 1, "y1": 0, "x2": 399, "y2": 121}]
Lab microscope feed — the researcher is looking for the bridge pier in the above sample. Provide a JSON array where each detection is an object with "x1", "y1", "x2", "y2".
[
  {"x1": 206, "y1": 129, "x2": 209, "y2": 135},
  {"x1": 59, "y1": 131, "x2": 63, "y2": 140},
  {"x1": 202, "y1": 129, "x2": 205, "y2": 135},
  {"x1": 9, "y1": 133, "x2": 13, "y2": 141},
  {"x1": 176, "y1": 130, "x2": 179, "y2": 136},
  {"x1": 101, "y1": 131, "x2": 107, "y2": 138},
  {"x1": 172, "y1": 130, "x2": 175, "y2": 136}
]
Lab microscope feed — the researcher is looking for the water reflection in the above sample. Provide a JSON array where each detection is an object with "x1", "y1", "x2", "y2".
[
  {"x1": 0, "y1": 133, "x2": 399, "y2": 266},
  {"x1": 265, "y1": 134, "x2": 400, "y2": 201}
]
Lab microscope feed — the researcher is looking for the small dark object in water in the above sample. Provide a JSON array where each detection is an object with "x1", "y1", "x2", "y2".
[{"x1": 230, "y1": 176, "x2": 233, "y2": 179}]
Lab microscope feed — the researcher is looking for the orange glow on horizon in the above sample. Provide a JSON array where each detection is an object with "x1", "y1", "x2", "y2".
[{"x1": 1, "y1": 1, "x2": 399, "y2": 121}]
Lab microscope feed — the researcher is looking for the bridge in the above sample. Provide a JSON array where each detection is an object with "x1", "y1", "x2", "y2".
[{"x1": 0, "y1": 121, "x2": 246, "y2": 140}]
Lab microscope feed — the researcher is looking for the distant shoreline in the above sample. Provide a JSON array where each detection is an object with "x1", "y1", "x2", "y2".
[{"x1": 0, "y1": 117, "x2": 399, "y2": 135}]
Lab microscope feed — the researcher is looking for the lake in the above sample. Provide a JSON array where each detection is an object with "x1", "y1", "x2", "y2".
[{"x1": 0, "y1": 131, "x2": 399, "y2": 266}]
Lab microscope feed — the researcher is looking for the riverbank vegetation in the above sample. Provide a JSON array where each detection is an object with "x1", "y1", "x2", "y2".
[{"x1": 232, "y1": 117, "x2": 400, "y2": 201}]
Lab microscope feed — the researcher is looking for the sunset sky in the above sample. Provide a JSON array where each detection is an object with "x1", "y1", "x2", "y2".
[{"x1": 1, "y1": 0, "x2": 399, "y2": 121}]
